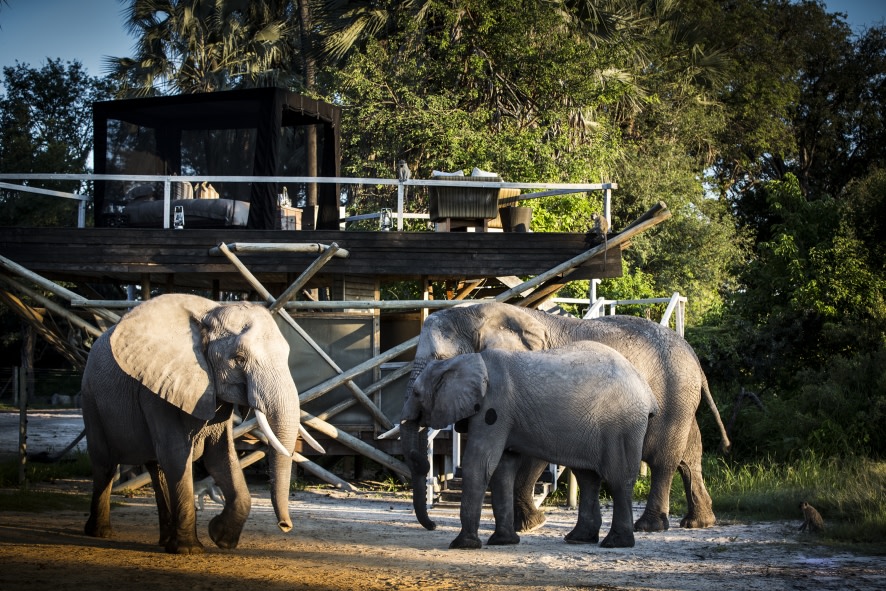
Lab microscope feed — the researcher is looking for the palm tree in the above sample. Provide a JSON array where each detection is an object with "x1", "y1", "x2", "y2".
[{"x1": 105, "y1": 0, "x2": 297, "y2": 97}]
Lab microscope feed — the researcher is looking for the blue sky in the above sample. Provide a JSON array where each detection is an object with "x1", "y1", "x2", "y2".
[
  {"x1": 0, "y1": 0, "x2": 884, "y2": 81},
  {"x1": 0, "y1": 0, "x2": 135, "y2": 77}
]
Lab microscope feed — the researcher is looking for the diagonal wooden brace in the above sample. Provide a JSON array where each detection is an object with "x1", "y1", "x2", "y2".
[{"x1": 215, "y1": 242, "x2": 394, "y2": 431}]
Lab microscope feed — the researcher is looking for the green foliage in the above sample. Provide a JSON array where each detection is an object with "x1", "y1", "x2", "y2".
[
  {"x1": 699, "y1": 170, "x2": 886, "y2": 460},
  {"x1": 0, "y1": 452, "x2": 92, "y2": 488},
  {"x1": 0, "y1": 489, "x2": 90, "y2": 512},
  {"x1": 333, "y1": 0, "x2": 624, "y2": 206},
  {"x1": 705, "y1": 454, "x2": 886, "y2": 549},
  {"x1": 0, "y1": 59, "x2": 115, "y2": 226},
  {"x1": 108, "y1": 0, "x2": 300, "y2": 96}
]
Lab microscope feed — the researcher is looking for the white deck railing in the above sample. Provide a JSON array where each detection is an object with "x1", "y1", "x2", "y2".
[
  {"x1": 553, "y1": 291, "x2": 687, "y2": 336},
  {"x1": 0, "y1": 173, "x2": 616, "y2": 230}
]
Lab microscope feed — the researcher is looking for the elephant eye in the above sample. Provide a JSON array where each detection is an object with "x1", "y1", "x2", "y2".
[{"x1": 233, "y1": 351, "x2": 248, "y2": 366}]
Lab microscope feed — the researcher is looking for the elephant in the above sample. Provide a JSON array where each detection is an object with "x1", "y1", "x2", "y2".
[
  {"x1": 399, "y1": 301, "x2": 730, "y2": 534},
  {"x1": 407, "y1": 344, "x2": 658, "y2": 549},
  {"x1": 81, "y1": 293, "x2": 323, "y2": 554}
]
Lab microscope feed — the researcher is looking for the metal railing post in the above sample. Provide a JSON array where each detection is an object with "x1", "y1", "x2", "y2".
[{"x1": 162, "y1": 178, "x2": 171, "y2": 229}]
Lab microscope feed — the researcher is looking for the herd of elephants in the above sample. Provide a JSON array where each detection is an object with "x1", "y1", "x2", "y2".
[{"x1": 78, "y1": 294, "x2": 730, "y2": 554}]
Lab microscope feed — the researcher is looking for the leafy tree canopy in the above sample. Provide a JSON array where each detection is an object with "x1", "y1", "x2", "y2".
[{"x1": 0, "y1": 59, "x2": 115, "y2": 226}]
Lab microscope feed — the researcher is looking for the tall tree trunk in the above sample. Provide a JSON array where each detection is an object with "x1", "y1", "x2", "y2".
[{"x1": 297, "y1": 0, "x2": 319, "y2": 213}]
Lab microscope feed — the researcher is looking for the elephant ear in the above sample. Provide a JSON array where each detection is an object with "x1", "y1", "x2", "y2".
[
  {"x1": 110, "y1": 295, "x2": 218, "y2": 421},
  {"x1": 417, "y1": 354, "x2": 488, "y2": 429},
  {"x1": 477, "y1": 306, "x2": 549, "y2": 352}
]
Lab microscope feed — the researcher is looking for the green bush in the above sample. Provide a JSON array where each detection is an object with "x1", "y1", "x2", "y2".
[
  {"x1": 706, "y1": 453, "x2": 886, "y2": 549},
  {"x1": 0, "y1": 452, "x2": 92, "y2": 488}
]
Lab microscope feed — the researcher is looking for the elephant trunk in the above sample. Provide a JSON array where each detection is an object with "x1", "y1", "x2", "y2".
[
  {"x1": 252, "y1": 392, "x2": 298, "y2": 533},
  {"x1": 268, "y1": 445, "x2": 295, "y2": 532},
  {"x1": 400, "y1": 418, "x2": 436, "y2": 531}
]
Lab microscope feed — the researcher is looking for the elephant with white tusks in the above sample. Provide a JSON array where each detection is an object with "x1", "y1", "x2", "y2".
[
  {"x1": 81, "y1": 294, "x2": 324, "y2": 554},
  {"x1": 407, "y1": 343, "x2": 658, "y2": 549},
  {"x1": 399, "y1": 302, "x2": 730, "y2": 535}
]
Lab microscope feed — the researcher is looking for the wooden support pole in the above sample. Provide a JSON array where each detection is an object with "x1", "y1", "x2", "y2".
[
  {"x1": 17, "y1": 366, "x2": 27, "y2": 486},
  {"x1": 312, "y1": 363, "x2": 413, "y2": 423},
  {"x1": 0, "y1": 275, "x2": 104, "y2": 338},
  {"x1": 208, "y1": 242, "x2": 349, "y2": 257},
  {"x1": 297, "y1": 337, "x2": 417, "y2": 405},
  {"x1": 0, "y1": 290, "x2": 87, "y2": 369},
  {"x1": 140, "y1": 275, "x2": 151, "y2": 300},
  {"x1": 268, "y1": 243, "x2": 342, "y2": 315},
  {"x1": 493, "y1": 202, "x2": 670, "y2": 303},
  {"x1": 115, "y1": 420, "x2": 356, "y2": 492},
  {"x1": 0, "y1": 253, "x2": 120, "y2": 324},
  {"x1": 299, "y1": 411, "x2": 410, "y2": 478},
  {"x1": 216, "y1": 242, "x2": 394, "y2": 431}
]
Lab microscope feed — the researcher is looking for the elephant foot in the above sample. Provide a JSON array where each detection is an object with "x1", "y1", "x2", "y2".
[
  {"x1": 633, "y1": 511, "x2": 669, "y2": 532},
  {"x1": 564, "y1": 529, "x2": 599, "y2": 545},
  {"x1": 449, "y1": 532, "x2": 483, "y2": 550},
  {"x1": 209, "y1": 515, "x2": 243, "y2": 549},
  {"x1": 514, "y1": 507, "x2": 547, "y2": 533},
  {"x1": 600, "y1": 530, "x2": 635, "y2": 548},
  {"x1": 487, "y1": 531, "x2": 520, "y2": 546},
  {"x1": 84, "y1": 520, "x2": 112, "y2": 539},
  {"x1": 165, "y1": 538, "x2": 205, "y2": 555},
  {"x1": 680, "y1": 511, "x2": 716, "y2": 529}
]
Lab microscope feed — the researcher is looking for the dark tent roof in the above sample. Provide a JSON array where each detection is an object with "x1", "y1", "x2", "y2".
[{"x1": 93, "y1": 87, "x2": 341, "y2": 230}]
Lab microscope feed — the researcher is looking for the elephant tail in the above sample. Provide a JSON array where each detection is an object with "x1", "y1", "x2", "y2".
[{"x1": 701, "y1": 372, "x2": 732, "y2": 454}]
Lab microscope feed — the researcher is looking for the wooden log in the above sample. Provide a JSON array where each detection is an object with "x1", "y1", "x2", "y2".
[
  {"x1": 0, "y1": 275, "x2": 104, "y2": 338},
  {"x1": 268, "y1": 243, "x2": 342, "y2": 314},
  {"x1": 297, "y1": 337, "x2": 418, "y2": 405},
  {"x1": 216, "y1": 242, "x2": 395, "y2": 430},
  {"x1": 0, "y1": 253, "x2": 120, "y2": 323},
  {"x1": 299, "y1": 411, "x2": 410, "y2": 478},
  {"x1": 493, "y1": 201, "x2": 670, "y2": 302},
  {"x1": 208, "y1": 242, "x2": 350, "y2": 257}
]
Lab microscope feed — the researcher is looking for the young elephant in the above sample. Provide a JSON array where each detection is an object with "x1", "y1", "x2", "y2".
[{"x1": 407, "y1": 343, "x2": 658, "y2": 549}]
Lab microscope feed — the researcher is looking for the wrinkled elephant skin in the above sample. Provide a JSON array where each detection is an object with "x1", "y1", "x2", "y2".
[
  {"x1": 81, "y1": 294, "x2": 305, "y2": 554},
  {"x1": 399, "y1": 302, "x2": 730, "y2": 535},
  {"x1": 409, "y1": 345, "x2": 657, "y2": 549}
]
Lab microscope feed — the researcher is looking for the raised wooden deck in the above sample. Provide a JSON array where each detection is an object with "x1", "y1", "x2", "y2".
[{"x1": 0, "y1": 227, "x2": 620, "y2": 293}]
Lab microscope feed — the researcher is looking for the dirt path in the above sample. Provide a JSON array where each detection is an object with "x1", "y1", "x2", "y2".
[{"x1": 1, "y1": 482, "x2": 884, "y2": 591}]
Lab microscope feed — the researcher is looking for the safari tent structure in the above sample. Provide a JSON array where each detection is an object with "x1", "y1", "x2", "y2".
[{"x1": 92, "y1": 87, "x2": 342, "y2": 230}]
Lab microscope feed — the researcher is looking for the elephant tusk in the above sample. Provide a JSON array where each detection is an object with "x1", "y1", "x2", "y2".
[
  {"x1": 377, "y1": 424, "x2": 401, "y2": 440},
  {"x1": 255, "y1": 410, "x2": 294, "y2": 458},
  {"x1": 299, "y1": 424, "x2": 326, "y2": 454}
]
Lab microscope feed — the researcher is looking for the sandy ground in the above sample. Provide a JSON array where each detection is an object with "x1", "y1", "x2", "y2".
[{"x1": 1, "y1": 410, "x2": 884, "y2": 591}]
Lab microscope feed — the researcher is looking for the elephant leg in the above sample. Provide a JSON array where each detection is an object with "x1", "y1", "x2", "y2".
[
  {"x1": 633, "y1": 458, "x2": 673, "y2": 532},
  {"x1": 146, "y1": 461, "x2": 174, "y2": 546},
  {"x1": 565, "y1": 469, "x2": 601, "y2": 544},
  {"x1": 84, "y1": 462, "x2": 116, "y2": 539},
  {"x1": 513, "y1": 456, "x2": 547, "y2": 533},
  {"x1": 450, "y1": 439, "x2": 504, "y2": 550},
  {"x1": 601, "y1": 475, "x2": 637, "y2": 548},
  {"x1": 488, "y1": 451, "x2": 521, "y2": 546},
  {"x1": 203, "y1": 428, "x2": 251, "y2": 549},
  {"x1": 677, "y1": 421, "x2": 716, "y2": 528},
  {"x1": 158, "y1": 449, "x2": 203, "y2": 554}
]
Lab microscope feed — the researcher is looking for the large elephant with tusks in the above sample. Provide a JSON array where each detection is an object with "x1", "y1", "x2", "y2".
[{"x1": 81, "y1": 294, "x2": 324, "y2": 554}]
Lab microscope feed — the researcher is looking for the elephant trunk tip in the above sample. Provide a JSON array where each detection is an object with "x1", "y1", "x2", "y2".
[{"x1": 277, "y1": 520, "x2": 293, "y2": 533}]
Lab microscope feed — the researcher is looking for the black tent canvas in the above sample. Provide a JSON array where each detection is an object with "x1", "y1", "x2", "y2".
[{"x1": 92, "y1": 87, "x2": 341, "y2": 230}]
